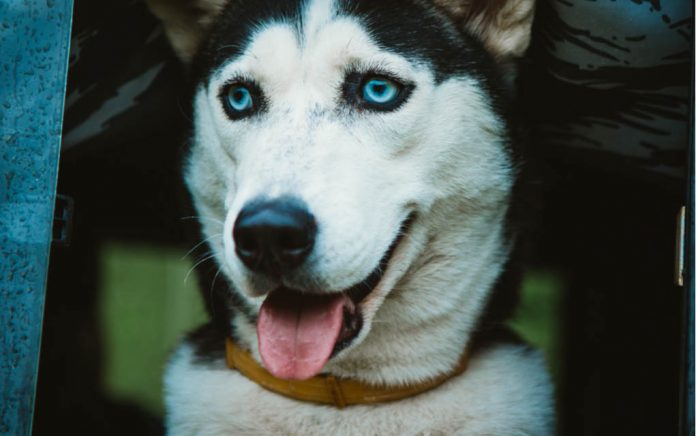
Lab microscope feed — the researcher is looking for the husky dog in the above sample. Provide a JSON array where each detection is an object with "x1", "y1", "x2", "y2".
[{"x1": 147, "y1": 0, "x2": 554, "y2": 433}]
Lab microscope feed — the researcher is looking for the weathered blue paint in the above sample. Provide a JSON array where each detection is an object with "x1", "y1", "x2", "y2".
[{"x1": 0, "y1": 1, "x2": 73, "y2": 434}]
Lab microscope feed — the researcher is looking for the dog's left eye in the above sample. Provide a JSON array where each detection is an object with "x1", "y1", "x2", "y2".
[
  {"x1": 362, "y1": 78, "x2": 399, "y2": 105},
  {"x1": 344, "y1": 72, "x2": 412, "y2": 112},
  {"x1": 228, "y1": 86, "x2": 253, "y2": 111}
]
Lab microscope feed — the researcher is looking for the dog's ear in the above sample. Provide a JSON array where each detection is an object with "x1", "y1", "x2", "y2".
[
  {"x1": 433, "y1": 0, "x2": 535, "y2": 62},
  {"x1": 145, "y1": 0, "x2": 227, "y2": 64}
]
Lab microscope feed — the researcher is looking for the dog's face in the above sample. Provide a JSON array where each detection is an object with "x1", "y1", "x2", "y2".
[{"x1": 176, "y1": 0, "x2": 532, "y2": 383}]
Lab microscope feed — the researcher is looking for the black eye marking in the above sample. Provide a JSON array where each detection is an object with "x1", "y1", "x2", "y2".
[
  {"x1": 342, "y1": 71, "x2": 414, "y2": 112},
  {"x1": 219, "y1": 80, "x2": 266, "y2": 120}
]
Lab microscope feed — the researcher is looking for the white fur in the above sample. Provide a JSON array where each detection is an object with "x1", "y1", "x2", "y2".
[
  {"x1": 165, "y1": 342, "x2": 554, "y2": 435},
  {"x1": 172, "y1": 0, "x2": 552, "y2": 433}
]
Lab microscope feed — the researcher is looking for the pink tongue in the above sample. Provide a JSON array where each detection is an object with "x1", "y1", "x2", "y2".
[{"x1": 257, "y1": 290, "x2": 347, "y2": 380}]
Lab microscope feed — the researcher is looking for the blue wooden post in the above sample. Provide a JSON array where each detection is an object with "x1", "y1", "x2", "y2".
[{"x1": 0, "y1": 1, "x2": 73, "y2": 434}]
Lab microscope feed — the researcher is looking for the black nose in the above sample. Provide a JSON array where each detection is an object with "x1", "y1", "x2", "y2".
[{"x1": 233, "y1": 198, "x2": 317, "y2": 276}]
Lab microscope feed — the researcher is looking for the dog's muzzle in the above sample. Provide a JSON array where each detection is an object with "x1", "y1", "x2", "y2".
[{"x1": 232, "y1": 196, "x2": 417, "y2": 381}]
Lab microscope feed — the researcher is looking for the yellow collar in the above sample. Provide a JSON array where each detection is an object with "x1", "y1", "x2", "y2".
[{"x1": 225, "y1": 338, "x2": 470, "y2": 408}]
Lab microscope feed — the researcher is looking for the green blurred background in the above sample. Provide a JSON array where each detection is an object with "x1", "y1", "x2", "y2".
[{"x1": 99, "y1": 243, "x2": 562, "y2": 417}]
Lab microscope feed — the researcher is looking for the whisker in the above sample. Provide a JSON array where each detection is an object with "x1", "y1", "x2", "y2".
[
  {"x1": 176, "y1": 98, "x2": 193, "y2": 123},
  {"x1": 182, "y1": 233, "x2": 224, "y2": 261},
  {"x1": 184, "y1": 252, "x2": 218, "y2": 284},
  {"x1": 180, "y1": 215, "x2": 225, "y2": 227},
  {"x1": 217, "y1": 43, "x2": 242, "y2": 52},
  {"x1": 209, "y1": 266, "x2": 224, "y2": 319}
]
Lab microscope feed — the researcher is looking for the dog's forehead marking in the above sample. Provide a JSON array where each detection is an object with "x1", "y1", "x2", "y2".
[
  {"x1": 248, "y1": 0, "x2": 340, "y2": 63},
  {"x1": 210, "y1": 0, "x2": 339, "y2": 79},
  {"x1": 302, "y1": 0, "x2": 336, "y2": 40}
]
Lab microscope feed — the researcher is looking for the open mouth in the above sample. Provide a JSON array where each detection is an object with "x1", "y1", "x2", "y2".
[{"x1": 256, "y1": 213, "x2": 416, "y2": 380}]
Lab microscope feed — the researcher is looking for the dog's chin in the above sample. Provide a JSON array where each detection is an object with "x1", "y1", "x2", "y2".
[{"x1": 255, "y1": 212, "x2": 417, "y2": 371}]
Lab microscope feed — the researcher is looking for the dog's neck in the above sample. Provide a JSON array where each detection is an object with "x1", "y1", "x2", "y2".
[{"x1": 224, "y1": 338, "x2": 472, "y2": 407}]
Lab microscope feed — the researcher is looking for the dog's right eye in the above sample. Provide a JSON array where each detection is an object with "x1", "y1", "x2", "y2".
[{"x1": 221, "y1": 82, "x2": 261, "y2": 119}]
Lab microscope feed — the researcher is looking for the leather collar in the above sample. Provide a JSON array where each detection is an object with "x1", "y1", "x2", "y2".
[{"x1": 225, "y1": 338, "x2": 470, "y2": 408}]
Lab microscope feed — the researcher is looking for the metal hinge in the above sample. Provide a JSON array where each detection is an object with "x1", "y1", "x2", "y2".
[
  {"x1": 52, "y1": 194, "x2": 74, "y2": 247},
  {"x1": 675, "y1": 206, "x2": 686, "y2": 287}
]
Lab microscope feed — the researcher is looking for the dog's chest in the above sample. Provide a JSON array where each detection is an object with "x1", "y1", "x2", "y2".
[{"x1": 164, "y1": 342, "x2": 554, "y2": 435}]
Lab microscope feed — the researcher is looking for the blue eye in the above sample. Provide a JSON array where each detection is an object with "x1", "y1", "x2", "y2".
[
  {"x1": 362, "y1": 78, "x2": 400, "y2": 105},
  {"x1": 343, "y1": 73, "x2": 411, "y2": 112},
  {"x1": 226, "y1": 85, "x2": 253, "y2": 112}
]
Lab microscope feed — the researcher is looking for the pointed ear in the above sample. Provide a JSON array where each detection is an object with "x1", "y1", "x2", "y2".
[
  {"x1": 145, "y1": 0, "x2": 227, "y2": 64},
  {"x1": 433, "y1": 0, "x2": 535, "y2": 62}
]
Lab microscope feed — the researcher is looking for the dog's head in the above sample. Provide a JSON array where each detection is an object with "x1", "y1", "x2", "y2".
[{"x1": 150, "y1": 0, "x2": 534, "y2": 384}]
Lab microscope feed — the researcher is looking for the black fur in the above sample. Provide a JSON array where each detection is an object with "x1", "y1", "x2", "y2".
[
  {"x1": 338, "y1": 0, "x2": 497, "y2": 83},
  {"x1": 186, "y1": 322, "x2": 228, "y2": 366}
]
